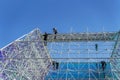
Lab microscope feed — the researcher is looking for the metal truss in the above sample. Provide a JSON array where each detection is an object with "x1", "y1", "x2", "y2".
[
  {"x1": 0, "y1": 29, "x2": 52, "y2": 80},
  {"x1": 110, "y1": 31, "x2": 120, "y2": 79},
  {"x1": 45, "y1": 32, "x2": 116, "y2": 42},
  {"x1": 0, "y1": 28, "x2": 120, "y2": 80}
]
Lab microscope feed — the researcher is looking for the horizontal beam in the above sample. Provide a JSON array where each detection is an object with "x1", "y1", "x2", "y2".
[{"x1": 43, "y1": 32, "x2": 117, "y2": 42}]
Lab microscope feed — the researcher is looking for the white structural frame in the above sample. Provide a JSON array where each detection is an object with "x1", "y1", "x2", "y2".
[{"x1": 0, "y1": 28, "x2": 120, "y2": 80}]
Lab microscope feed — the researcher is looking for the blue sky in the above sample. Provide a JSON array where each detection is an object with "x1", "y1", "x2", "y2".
[{"x1": 0, "y1": 0, "x2": 120, "y2": 48}]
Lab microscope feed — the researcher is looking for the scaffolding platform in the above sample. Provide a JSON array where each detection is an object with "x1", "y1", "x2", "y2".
[{"x1": 45, "y1": 32, "x2": 117, "y2": 42}]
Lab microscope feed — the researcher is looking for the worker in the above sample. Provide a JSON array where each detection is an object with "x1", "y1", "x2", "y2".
[
  {"x1": 53, "y1": 28, "x2": 58, "y2": 39},
  {"x1": 95, "y1": 44, "x2": 98, "y2": 51},
  {"x1": 43, "y1": 32, "x2": 48, "y2": 46},
  {"x1": 52, "y1": 61, "x2": 59, "y2": 70},
  {"x1": 56, "y1": 62, "x2": 59, "y2": 69},
  {"x1": 101, "y1": 61, "x2": 106, "y2": 71}
]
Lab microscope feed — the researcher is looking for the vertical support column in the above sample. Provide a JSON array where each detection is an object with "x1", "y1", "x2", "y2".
[{"x1": 110, "y1": 31, "x2": 120, "y2": 79}]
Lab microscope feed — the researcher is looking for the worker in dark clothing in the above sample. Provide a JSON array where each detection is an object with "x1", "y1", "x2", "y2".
[
  {"x1": 95, "y1": 44, "x2": 98, "y2": 51},
  {"x1": 52, "y1": 61, "x2": 59, "y2": 70},
  {"x1": 56, "y1": 62, "x2": 59, "y2": 69},
  {"x1": 43, "y1": 32, "x2": 48, "y2": 46},
  {"x1": 53, "y1": 28, "x2": 58, "y2": 39},
  {"x1": 101, "y1": 61, "x2": 106, "y2": 71}
]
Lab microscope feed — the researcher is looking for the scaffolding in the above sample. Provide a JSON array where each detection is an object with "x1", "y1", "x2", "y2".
[
  {"x1": 45, "y1": 33, "x2": 116, "y2": 80},
  {"x1": 0, "y1": 28, "x2": 120, "y2": 80}
]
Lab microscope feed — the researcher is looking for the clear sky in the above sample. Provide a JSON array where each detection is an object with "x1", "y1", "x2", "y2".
[{"x1": 0, "y1": 0, "x2": 120, "y2": 48}]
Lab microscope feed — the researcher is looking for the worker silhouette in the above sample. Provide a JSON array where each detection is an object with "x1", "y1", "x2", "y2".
[
  {"x1": 53, "y1": 28, "x2": 58, "y2": 39},
  {"x1": 101, "y1": 61, "x2": 106, "y2": 71},
  {"x1": 43, "y1": 32, "x2": 48, "y2": 46},
  {"x1": 52, "y1": 61, "x2": 59, "y2": 70},
  {"x1": 95, "y1": 44, "x2": 98, "y2": 51}
]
